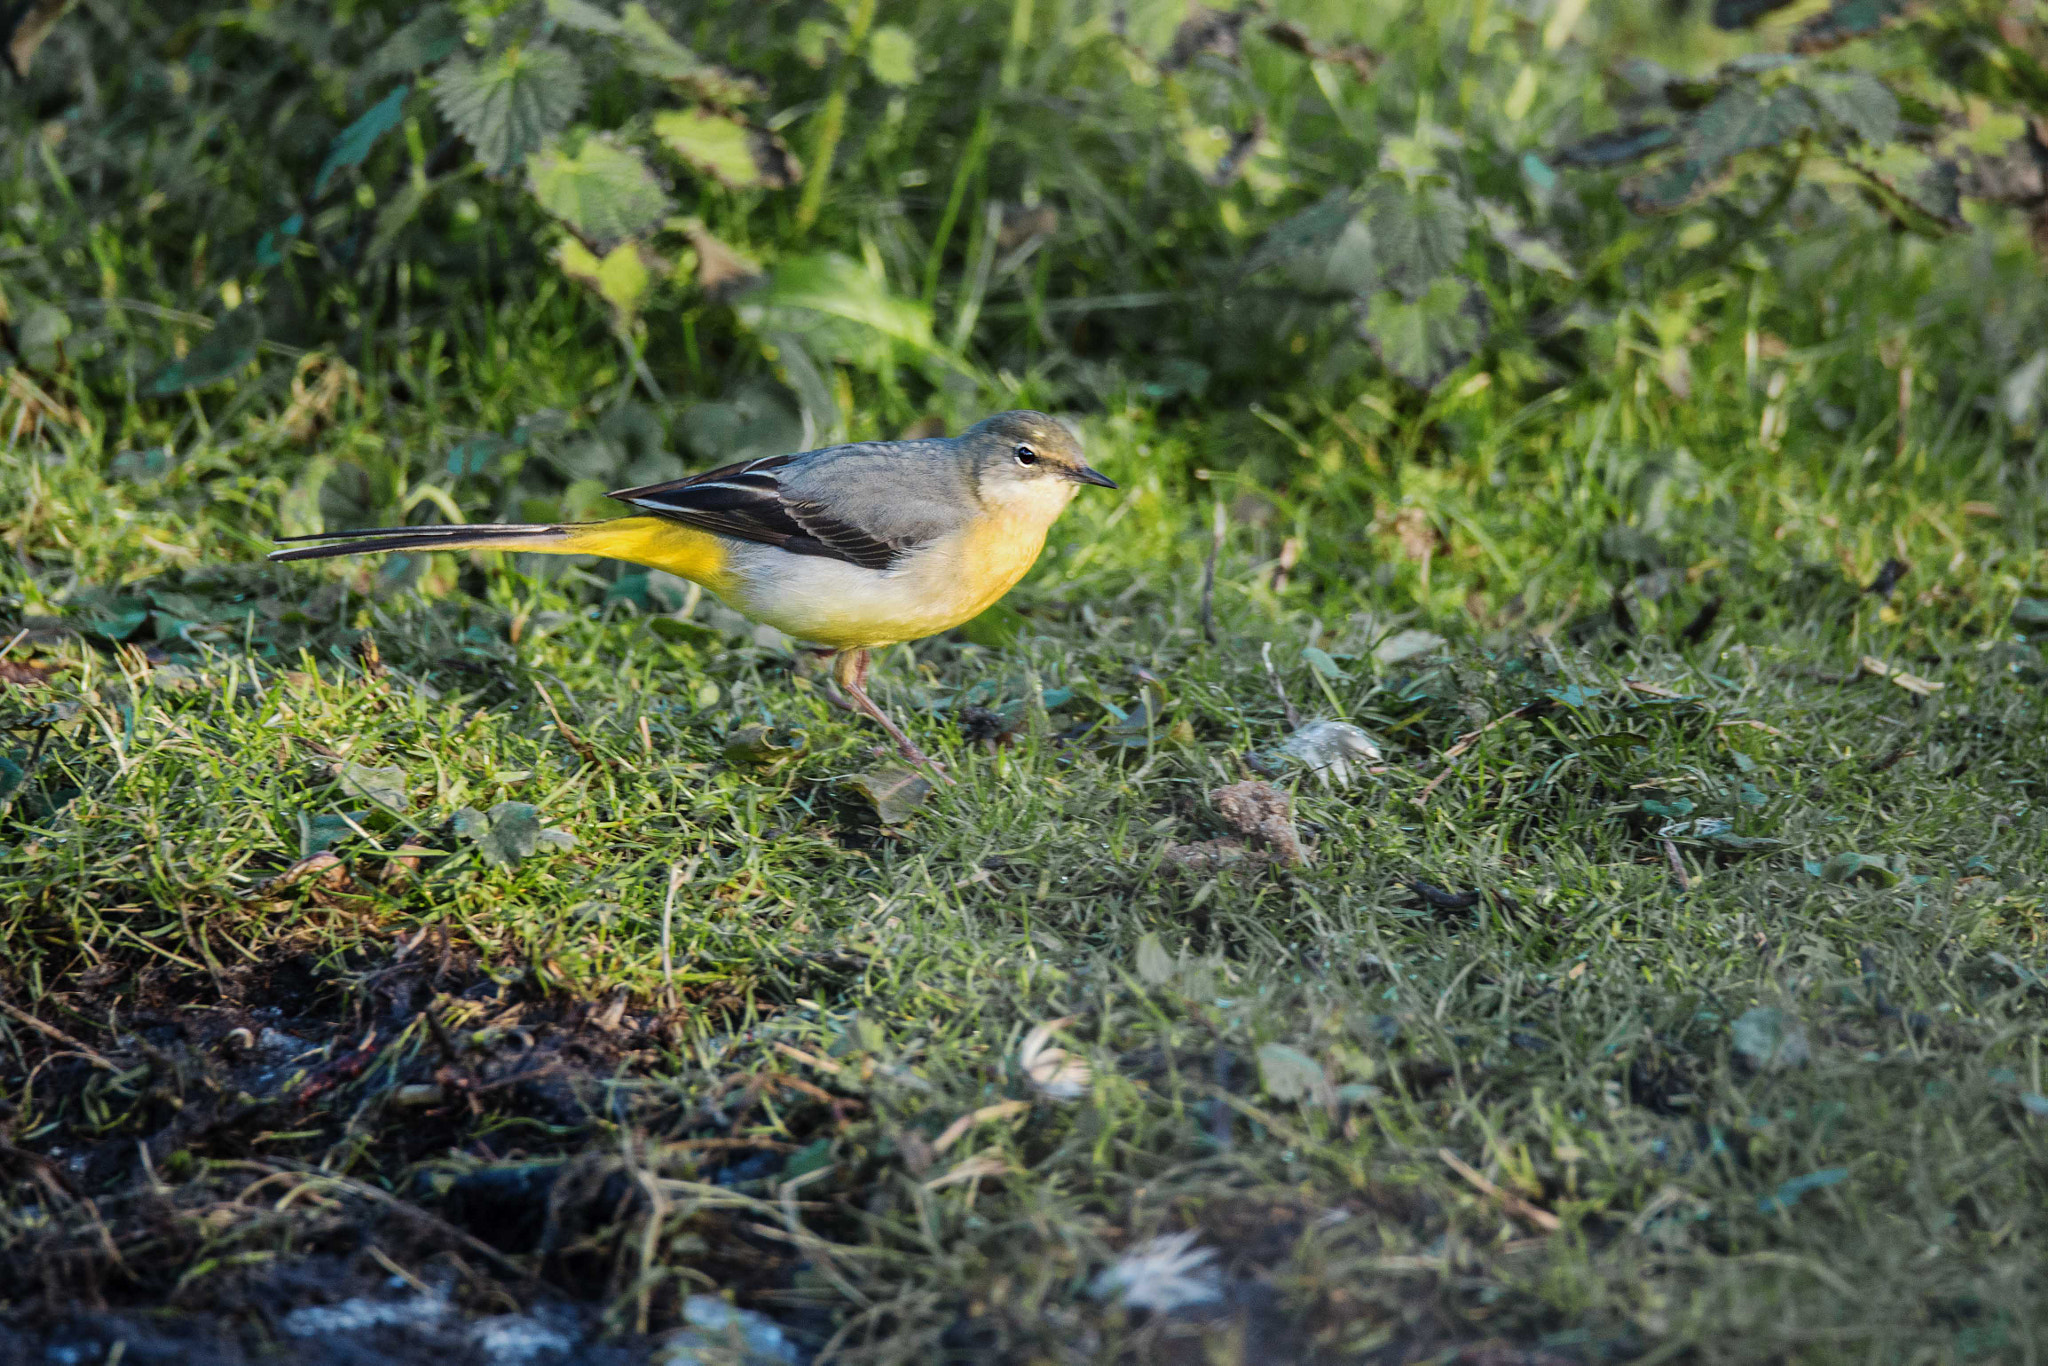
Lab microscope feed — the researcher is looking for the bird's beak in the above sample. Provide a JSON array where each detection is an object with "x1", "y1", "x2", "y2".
[{"x1": 1070, "y1": 465, "x2": 1118, "y2": 489}]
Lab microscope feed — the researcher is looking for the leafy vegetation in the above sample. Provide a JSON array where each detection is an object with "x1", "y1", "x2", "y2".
[{"x1": 5, "y1": 0, "x2": 2048, "y2": 1363}]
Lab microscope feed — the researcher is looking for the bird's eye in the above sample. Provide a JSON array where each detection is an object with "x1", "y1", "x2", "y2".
[{"x1": 1013, "y1": 444, "x2": 1039, "y2": 466}]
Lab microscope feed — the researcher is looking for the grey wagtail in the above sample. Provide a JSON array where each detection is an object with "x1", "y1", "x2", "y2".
[{"x1": 270, "y1": 410, "x2": 1116, "y2": 776}]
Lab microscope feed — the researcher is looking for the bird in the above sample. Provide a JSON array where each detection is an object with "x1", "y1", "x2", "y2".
[{"x1": 269, "y1": 410, "x2": 1117, "y2": 778}]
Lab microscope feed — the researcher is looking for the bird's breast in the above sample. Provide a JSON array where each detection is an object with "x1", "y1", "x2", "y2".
[{"x1": 721, "y1": 507, "x2": 1052, "y2": 649}]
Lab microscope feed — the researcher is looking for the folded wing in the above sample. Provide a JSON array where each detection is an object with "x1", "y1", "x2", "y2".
[{"x1": 609, "y1": 441, "x2": 967, "y2": 572}]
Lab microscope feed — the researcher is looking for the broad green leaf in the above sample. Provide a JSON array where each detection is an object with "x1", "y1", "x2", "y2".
[
  {"x1": 314, "y1": 84, "x2": 409, "y2": 197},
  {"x1": 1134, "y1": 932, "x2": 1175, "y2": 986},
  {"x1": 795, "y1": 17, "x2": 839, "y2": 67},
  {"x1": 847, "y1": 767, "x2": 933, "y2": 824},
  {"x1": 545, "y1": 0, "x2": 624, "y2": 34},
  {"x1": 363, "y1": 6, "x2": 460, "y2": 80},
  {"x1": 434, "y1": 45, "x2": 585, "y2": 173},
  {"x1": 1814, "y1": 851, "x2": 1901, "y2": 886},
  {"x1": 866, "y1": 24, "x2": 919, "y2": 86},
  {"x1": 555, "y1": 238, "x2": 653, "y2": 326},
  {"x1": 337, "y1": 762, "x2": 408, "y2": 813},
  {"x1": 1256, "y1": 1042, "x2": 1327, "y2": 1104},
  {"x1": 528, "y1": 135, "x2": 671, "y2": 248},
  {"x1": 652, "y1": 107, "x2": 799, "y2": 189},
  {"x1": 1685, "y1": 82, "x2": 1816, "y2": 166},
  {"x1": 147, "y1": 307, "x2": 261, "y2": 395},
  {"x1": 738, "y1": 252, "x2": 938, "y2": 360},
  {"x1": 1554, "y1": 123, "x2": 1678, "y2": 167},
  {"x1": 1245, "y1": 188, "x2": 1362, "y2": 281},
  {"x1": 1731, "y1": 1005, "x2": 1810, "y2": 1069},
  {"x1": 454, "y1": 800, "x2": 544, "y2": 867},
  {"x1": 1361, "y1": 277, "x2": 1485, "y2": 390},
  {"x1": 618, "y1": 2, "x2": 763, "y2": 103},
  {"x1": 16, "y1": 302, "x2": 70, "y2": 368},
  {"x1": 1804, "y1": 70, "x2": 1899, "y2": 147},
  {"x1": 1300, "y1": 646, "x2": 1349, "y2": 680},
  {"x1": 1362, "y1": 183, "x2": 1471, "y2": 299},
  {"x1": 1843, "y1": 145, "x2": 1965, "y2": 232},
  {"x1": 1476, "y1": 200, "x2": 1575, "y2": 278}
]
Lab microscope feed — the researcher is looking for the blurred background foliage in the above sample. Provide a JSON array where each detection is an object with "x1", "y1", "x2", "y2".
[{"x1": 2, "y1": 0, "x2": 2046, "y2": 573}]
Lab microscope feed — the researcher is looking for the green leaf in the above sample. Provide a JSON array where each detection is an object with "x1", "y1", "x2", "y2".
[
  {"x1": 2010, "y1": 596, "x2": 2048, "y2": 631},
  {"x1": 1685, "y1": 82, "x2": 1817, "y2": 166},
  {"x1": 1300, "y1": 646, "x2": 1349, "y2": 680},
  {"x1": 1362, "y1": 183, "x2": 1471, "y2": 299},
  {"x1": 1621, "y1": 157, "x2": 1728, "y2": 214},
  {"x1": 315, "y1": 84, "x2": 409, "y2": 197},
  {"x1": 1814, "y1": 851, "x2": 1901, "y2": 886},
  {"x1": 1731, "y1": 1005, "x2": 1811, "y2": 1069},
  {"x1": 1134, "y1": 932, "x2": 1175, "y2": 986},
  {"x1": 1554, "y1": 123, "x2": 1678, "y2": 168},
  {"x1": 617, "y1": 2, "x2": 764, "y2": 102},
  {"x1": 722, "y1": 723, "x2": 806, "y2": 767},
  {"x1": 1245, "y1": 188, "x2": 1364, "y2": 288},
  {"x1": 147, "y1": 307, "x2": 261, "y2": 395},
  {"x1": 1711, "y1": 0, "x2": 1796, "y2": 28},
  {"x1": 454, "y1": 801, "x2": 544, "y2": 867},
  {"x1": 1360, "y1": 277, "x2": 1485, "y2": 390},
  {"x1": 434, "y1": 45, "x2": 586, "y2": 173},
  {"x1": 1804, "y1": 70, "x2": 1899, "y2": 147},
  {"x1": 544, "y1": 0, "x2": 624, "y2": 35},
  {"x1": 1793, "y1": 0, "x2": 1915, "y2": 54},
  {"x1": 847, "y1": 767, "x2": 933, "y2": 824},
  {"x1": 528, "y1": 135, "x2": 672, "y2": 248},
  {"x1": 336, "y1": 762, "x2": 408, "y2": 814},
  {"x1": 364, "y1": 6, "x2": 461, "y2": 80},
  {"x1": 1255, "y1": 1042, "x2": 1328, "y2": 1104},
  {"x1": 555, "y1": 238, "x2": 653, "y2": 327},
  {"x1": 1476, "y1": 200, "x2": 1575, "y2": 278},
  {"x1": 1843, "y1": 145, "x2": 1966, "y2": 233},
  {"x1": 738, "y1": 252, "x2": 939, "y2": 361},
  {"x1": 652, "y1": 107, "x2": 799, "y2": 189},
  {"x1": 865, "y1": 24, "x2": 919, "y2": 85},
  {"x1": 1757, "y1": 1167, "x2": 1847, "y2": 1213}
]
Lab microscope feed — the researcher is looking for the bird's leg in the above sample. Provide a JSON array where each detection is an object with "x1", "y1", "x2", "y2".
[
  {"x1": 805, "y1": 646, "x2": 859, "y2": 714},
  {"x1": 833, "y1": 649, "x2": 952, "y2": 784}
]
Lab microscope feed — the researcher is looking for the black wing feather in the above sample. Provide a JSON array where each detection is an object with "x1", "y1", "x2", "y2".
[{"x1": 609, "y1": 453, "x2": 909, "y2": 570}]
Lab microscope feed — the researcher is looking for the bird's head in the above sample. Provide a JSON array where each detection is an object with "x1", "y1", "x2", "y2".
[{"x1": 960, "y1": 410, "x2": 1116, "y2": 521}]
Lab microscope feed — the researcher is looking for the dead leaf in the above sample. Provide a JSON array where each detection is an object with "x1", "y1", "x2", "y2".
[
  {"x1": 1018, "y1": 1017, "x2": 1091, "y2": 1101},
  {"x1": 1162, "y1": 837, "x2": 1257, "y2": 873},
  {"x1": 674, "y1": 216, "x2": 764, "y2": 299},
  {"x1": 1860, "y1": 655, "x2": 1943, "y2": 696},
  {"x1": 932, "y1": 1099, "x2": 1030, "y2": 1153},
  {"x1": 4, "y1": 0, "x2": 75, "y2": 79},
  {"x1": 923, "y1": 1151, "x2": 1009, "y2": 1190}
]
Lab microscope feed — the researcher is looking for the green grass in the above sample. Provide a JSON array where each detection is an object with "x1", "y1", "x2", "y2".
[
  {"x1": 7, "y1": 0, "x2": 2048, "y2": 1361},
  {"x1": 6, "y1": 232, "x2": 2048, "y2": 1363}
]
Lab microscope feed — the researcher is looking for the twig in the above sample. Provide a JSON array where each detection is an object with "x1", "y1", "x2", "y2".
[
  {"x1": 932, "y1": 1099, "x2": 1029, "y2": 1155},
  {"x1": 0, "y1": 999, "x2": 116, "y2": 1070},
  {"x1": 1200, "y1": 498, "x2": 1225, "y2": 645},
  {"x1": 660, "y1": 855, "x2": 702, "y2": 1011},
  {"x1": 1662, "y1": 838, "x2": 1691, "y2": 891},
  {"x1": 1259, "y1": 641, "x2": 1301, "y2": 730},
  {"x1": 1438, "y1": 1147, "x2": 1561, "y2": 1233},
  {"x1": 533, "y1": 682, "x2": 601, "y2": 768}
]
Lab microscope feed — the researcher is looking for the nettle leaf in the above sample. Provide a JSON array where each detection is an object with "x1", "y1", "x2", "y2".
[
  {"x1": 556, "y1": 238, "x2": 653, "y2": 326},
  {"x1": 1845, "y1": 145, "x2": 1966, "y2": 232},
  {"x1": 528, "y1": 135, "x2": 672, "y2": 248},
  {"x1": 147, "y1": 307, "x2": 262, "y2": 395},
  {"x1": 545, "y1": 0, "x2": 624, "y2": 35},
  {"x1": 652, "y1": 108, "x2": 799, "y2": 189},
  {"x1": 314, "y1": 84, "x2": 409, "y2": 197},
  {"x1": 1711, "y1": 0, "x2": 1797, "y2": 28},
  {"x1": 434, "y1": 45, "x2": 586, "y2": 173},
  {"x1": 1554, "y1": 124, "x2": 1678, "y2": 168},
  {"x1": 1246, "y1": 190, "x2": 1377, "y2": 296},
  {"x1": 1793, "y1": 0, "x2": 1916, "y2": 54},
  {"x1": 1686, "y1": 82, "x2": 1817, "y2": 166},
  {"x1": 1363, "y1": 183, "x2": 1471, "y2": 298},
  {"x1": 866, "y1": 24, "x2": 919, "y2": 86},
  {"x1": 1361, "y1": 278, "x2": 1485, "y2": 390},
  {"x1": 618, "y1": 2, "x2": 764, "y2": 103},
  {"x1": 364, "y1": 6, "x2": 460, "y2": 80},
  {"x1": 1804, "y1": 70, "x2": 1899, "y2": 147},
  {"x1": 738, "y1": 251, "x2": 938, "y2": 358}
]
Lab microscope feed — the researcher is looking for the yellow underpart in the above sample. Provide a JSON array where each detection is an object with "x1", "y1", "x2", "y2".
[{"x1": 555, "y1": 516, "x2": 734, "y2": 593}]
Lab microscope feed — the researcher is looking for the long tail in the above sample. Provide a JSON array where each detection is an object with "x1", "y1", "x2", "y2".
[
  {"x1": 270, "y1": 515, "x2": 733, "y2": 587},
  {"x1": 269, "y1": 522, "x2": 577, "y2": 562}
]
